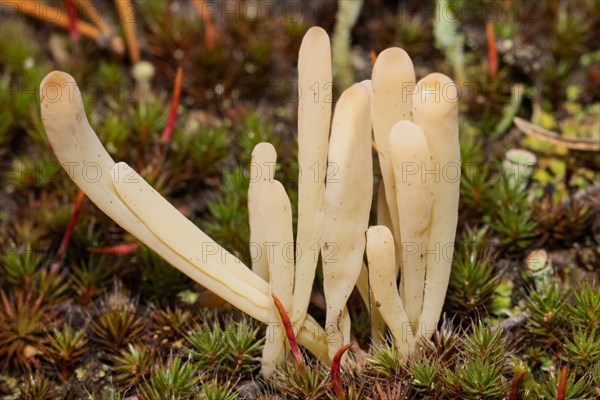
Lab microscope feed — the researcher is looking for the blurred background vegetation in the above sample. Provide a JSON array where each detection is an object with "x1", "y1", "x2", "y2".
[{"x1": 0, "y1": 0, "x2": 598, "y2": 398}]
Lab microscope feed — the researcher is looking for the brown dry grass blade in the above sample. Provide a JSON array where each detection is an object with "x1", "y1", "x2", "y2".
[{"x1": 514, "y1": 117, "x2": 600, "y2": 151}]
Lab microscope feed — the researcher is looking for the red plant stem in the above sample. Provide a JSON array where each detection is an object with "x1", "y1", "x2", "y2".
[
  {"x1": 160, "y1": 67, "x2": 184, "y2": 144},
  {"x1": 486, "y1": 21, "x2": 498, "y2": 81},
  {"x1": 204, "y1": 18, "x2": 218, "y2": 51},
  {"x1": 509, "y1": 371, "x2": 526, "y2": 400},
  {"x1": 87, "y1": 242, "x2": 138, "y2": 255},
  {"x1": 331, "y1": 342, "x2": 352, "y2": 400},
  {"x1": 556, "y1": 366, "x2": 568, "y2": 400},
  {"x1": 0, "y1": 0, "x2": 123, "y2": 54},
  {"x1": 370, "y1": 50, "x2": 377, "y2": 66},
  {"x1": 65, "y1": 0, "x2": 79, "y2": 40},
  {"x1": 190, "y1": 0, "x2": 218, "y2": 50},
  {"x1": 272, "y1": 293, "x2": 306, "y2": 373},
  {"x1": 0, "y1": 0, "x2": 96, "y2": 38},
  {"x1": 51, "y1": 190, "x2": 86, "y2": 272}
]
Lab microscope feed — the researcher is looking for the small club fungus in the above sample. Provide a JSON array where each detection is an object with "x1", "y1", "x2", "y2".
[{"x1": 40, "y1": 26, "x2": 460, "y2": 376}]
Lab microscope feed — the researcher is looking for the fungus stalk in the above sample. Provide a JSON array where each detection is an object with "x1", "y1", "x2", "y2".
[
  {"x1": 390, "y1": 120, "x2": 433, "y2": 332},
  {"x1": 39, "y1": 71, "x2": 329, "y2": 361},
  {"x1": 366, "y1": 226, "x2": 414, "y2": 355},
  {"x1": 292, "y1": 27, "x2": 332, "y2": 333},
  {"x1": 40, "y1": 26, "x2": 460, "y2": 373},
  {"x1": 248, "y1": 143, "x2": 277, "y2": 281},
  {"x1": 413, "y1": 73, "x2": 460, "y2": 340},
  {"x1": 370, "y1": 48, "x2": 416, "y2": 283},
  {"x1": 259, "y1": 180, "x2": 295, "y2": 377},
  {"x1": 321, "y1": 82, "x2": 372, "y2": 360}
]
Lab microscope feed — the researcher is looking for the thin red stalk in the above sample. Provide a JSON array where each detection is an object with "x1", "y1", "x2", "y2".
[
  {"x1": 272, "y1": 293, "x2": 305, "y2": 373},
  {"x1": 556, "y1": 366, "x2": 568, "y2": 400},
  {"x1": 0, "y1": 0, "x2": 123, "y2": 54},
  {"x1": 87, "y1": 242, "x2": 138, "y2": 255},
  {"x1": 486, "y1": 21, "x2": 498, "y2": 81},
  {"x1": 204, "y1": 17, "x2": 218, "y2": 51},
  {"x1": 190, "y1": 0, "x2": 218, "y2": 50},
  {"x1": 65, "y1": 0, "x2": 79, "y2": 40},
  {"x1": 370, "y1": 50, "x2": 377, "y2": 65},
  {"x1": 0, "y1": 0, "x2": 97, "y2": 38},
  {"x1": 331, "y1": 342, "x2": 352, "y2": 400},
  {"x1": 509, "y1": 371, "x2": 526, "y2": 400},
  {"x1": 160, "y1": 67, "x2": 184, "y2": 144},
  {"x1": 51, "y1": 190, "x2": 86, "y2": 272}
]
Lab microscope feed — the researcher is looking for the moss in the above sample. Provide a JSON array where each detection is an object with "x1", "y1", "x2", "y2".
[
  {"x1": 89, "y1": 301, "x2": 148, "y2": 352},
  {"x1": 137, "y1": 245, "x2": 193, "y2": 303},
  {"x1": 0, "y1": 290, "x2": 61, "y2": 370},
  {"x1": 111, "y1": 344, "x2": 154, "y2": 387},
  {"x1": 446, "y1": 228, "x2": 500, "y2": 319},
  {"x1": 1, "y1": 1, "x2": 599, "y2": 397},
  {"x1": 185, "y1": 317, "x2": 262, "y2": 380},
  {"x1": 139, "y1": 356, "x2": 199, "y2": 400}
]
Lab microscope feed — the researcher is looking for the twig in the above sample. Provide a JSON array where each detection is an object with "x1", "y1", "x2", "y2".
[
  {"x1": 331, "y1": 342, "x2": 352, "y2": 400},
  {"x1": 514, "y1": 117, "x2": 600, "y2": 151},
  {"x1": 490, "y1": 312, "x2": 530, "y2": 334},
  {"x1": 0, "y1": 0, "x2": 123, "y2": 54},
  {"x1": 51, "y1": 190, "x2": 86, "y2": 273},
  {"x1": 114, "y1": 0, "x2": 140, "y2": 64}
]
